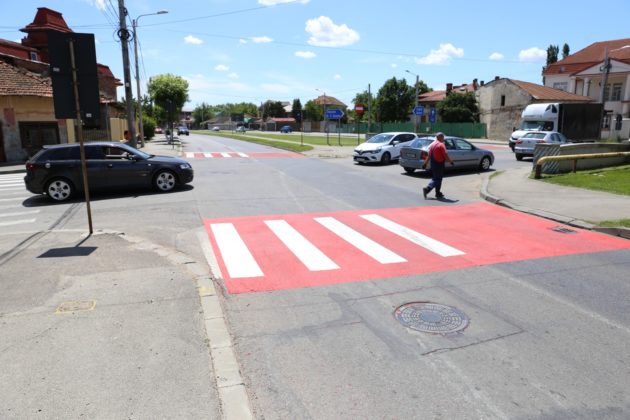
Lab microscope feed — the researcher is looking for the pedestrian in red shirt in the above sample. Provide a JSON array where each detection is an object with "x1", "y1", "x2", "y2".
[{"x1": 422, "y1": 132, "x2": 454, "y2": 199}]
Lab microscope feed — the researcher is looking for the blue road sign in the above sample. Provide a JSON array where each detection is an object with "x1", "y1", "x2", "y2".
[
  {"x1": 429, "y1": 107, "x2": 437, "y2": 123},
  {"x1": 413, "y1": 106, "x2": 424, "y2": 116},
  {"x1": 325, "y1": 108, "x2": 345, "y2": 119}
]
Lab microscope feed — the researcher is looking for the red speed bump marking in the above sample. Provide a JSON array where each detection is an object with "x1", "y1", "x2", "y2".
[{"x1": 204, "y1": 202, "x2": 630, "y2": 294}]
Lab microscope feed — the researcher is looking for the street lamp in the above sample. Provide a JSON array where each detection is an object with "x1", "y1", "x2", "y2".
[
  {"x1": 133, "y1": 10, "x2": 168, "y2": 147},
  {"x1": 406, "y1": 69, "x2": 419, "y2": 134}
]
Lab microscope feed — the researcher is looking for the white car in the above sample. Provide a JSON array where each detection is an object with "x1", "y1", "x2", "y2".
[
  {"x1": 353, "y1": 132, "x2": 418, "y2": 164},
  {"x1": 514, "y1": 131, "x2": 569, "y2": 160}
]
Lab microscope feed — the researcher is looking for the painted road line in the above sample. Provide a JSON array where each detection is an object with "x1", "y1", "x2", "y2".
[
  {"x1": 0, "y1": 218, "x2": 36, "y2": 227},
  {"x1": 0, "y1": 186, "x2": 26, "y2": 191},
  {"x1": 0, "y1": 183, "x2": 24, "y2": 187},
  {"x1": 265, "y1": 219, "x2": 339, "y2": 271},
  {"x1": 0, "y1": 209, "x2": 39, "y2": 218},
  {"x1": 210, "y1": 223, "x2": 263, "y2": 278},
  {"x1": 0, "y1": 197, "x2": 28, "y2": 202},
  {"x1": 237, "y1": 152, "x2": 249, "y2": 157},
  {"x1": 314, "y1": 216, "x2": 407, "y2": 264},
  {"x1": 203, "y1": 153, "x2": 214, "y2": 158},
  {"x1": 220, "y1": 152, "x2": 231, "y2": 158},
  {"x1": 360, "y1": 214, "x2": 465, "y2": 257}
]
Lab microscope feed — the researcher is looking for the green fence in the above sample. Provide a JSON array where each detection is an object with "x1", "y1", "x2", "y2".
[{"x1": 338, "y1": 121, "x2": 487, "y2": 139}]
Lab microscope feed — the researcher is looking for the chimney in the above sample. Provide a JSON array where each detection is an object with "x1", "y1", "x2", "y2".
[
  {"x1": 446, "y1": 83, "x2": 453, "y2": 94},
  {"x1": 473, "y1": 78, "x2": 478, "y2": 90},
  {"x1": 494, "y1": 76, "x2": 500, "y2": 81},
  {"x1": 480, "y1": 80, "x2": 485, "y2": 86}
]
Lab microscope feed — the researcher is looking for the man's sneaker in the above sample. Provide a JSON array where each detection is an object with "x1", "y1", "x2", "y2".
[
  {"x1": 436, "y1": 192, "x2": 445, "y2": 199},
  {"x1": 422, "y1": 187, "x2": 429, "y2": 199}
]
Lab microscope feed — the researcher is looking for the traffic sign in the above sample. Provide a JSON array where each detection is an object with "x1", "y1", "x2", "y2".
[
  {"x1": 413, "y1": 105, "x2": 424, "y2": 116},
  {"x1": 325, "y1": 108, "x2": 345, "y2": 119},
  {"x1": 429, "y1": 107, "x2": 437, "y2": 123},
  {"x1": 354, "y1": 104, "x2": 365, "y2": 114}
]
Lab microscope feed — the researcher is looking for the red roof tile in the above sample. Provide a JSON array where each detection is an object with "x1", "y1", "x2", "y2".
[
  {"x1": 544, "y1": 38, "x2": 630, "y2": 76},
  {"x1": 0, "y1": 61, "x2": 52, "y2": 97}
]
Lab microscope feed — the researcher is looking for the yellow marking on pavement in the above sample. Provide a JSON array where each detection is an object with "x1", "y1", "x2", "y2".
[{"x1": 55, "y1": 300, "x2": 96, "y2": 314}]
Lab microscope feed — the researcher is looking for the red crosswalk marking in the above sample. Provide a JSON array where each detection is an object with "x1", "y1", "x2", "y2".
[
  {"x1": 203, "y1": 203, "x2": 630, "y2": 294},
  {"x1": 185, "y1": 151, "x2": 304, "y2": 159}
]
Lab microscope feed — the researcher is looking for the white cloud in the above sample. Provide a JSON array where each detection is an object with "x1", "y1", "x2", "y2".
[
  {"x1": 391, "y1": 63, "x2": 398, "y2": 68},
  {"x1": 305, "y1": 16, "x2": 360, "y2": 47},
  {"x1": 295, "y1": 50, "x2": 316, "y2": 59},
  {"x1": 215, "y1": 64, "x2": 230, "y2": 71},
  {"x1": 92, "y1": 0, "x2": 106, "y2": 10},
  {"x1": 228, "y1": 73, "x2": 239, "y2": 79},
  {"x1": 519, "y1": 47, "x2": 546, "y2": 62},
  {"x1": 184, "y1": 35, "x2": 203, "y2": 45},
  {"x1": 489, "y1": 52, "x2": 504, "y2": 61},
  {"x1": 252, "y1": 36, "x2": 273, "y2": 43},
  {"x1": 259, "y1": 0, "x2": 309, "y2": 4},
  {"x1": 415, "y1": 43, "x2": 464, "y2": 65},
  {"x1": 239, "y1": 39, "x2": 248, "y2": 44},
  {"x1": 261, "y1": 83, "x2": 291, "y2": 93},
  {"x1": 333, "y1": 74, "x2": 341, "y2": 80}
]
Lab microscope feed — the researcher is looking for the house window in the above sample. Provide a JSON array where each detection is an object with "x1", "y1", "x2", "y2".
[
  {"x1": 611, "y1": 83, "x2": 622, "y2": 101},
  {"x1": 500, "y1": 95, "x2": 505, "y2": 107},
  {"x1": 553, "y1": 82, "x2": 568, "y2": 91},
  {"x1": 29, "y1": 52, "x2": 39, "y2": 61}
]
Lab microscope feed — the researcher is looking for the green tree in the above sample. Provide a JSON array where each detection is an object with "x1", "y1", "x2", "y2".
[
  {"x1": 375, "y1": 77, "x2": 414, "y2": 122},
  {"x1": 562, "y1": 43, "x2": 570, "y2": 59},
  {"x1": 303, "y1": 100, "x2": 323, "y2": 121},
  {"x1": 147, "y1": 73, "x2": 190, "y2": 126},
  {"x1": 260, "y1": 100, "x2": 287, "y2": 119},
  {"x1": 546, "y1": 44, "x2": 560, "y2": 66},
  {"x1": 193, "y1": 102, "x2": 214, "y2": 128},
  {"x1": 291, "y1": 99, "x2": 303, "y2": 123},
  {"x1": 352, "y1": 90, "x2": 375, "y2": 122},
  {"x1": 437, "y1": 91, "x2": 479, "y2": 123}
]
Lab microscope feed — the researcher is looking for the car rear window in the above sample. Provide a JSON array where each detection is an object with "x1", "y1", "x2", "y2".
[
  {"x1": 524, "y1": 133, "x2": 546, "y2": 139},
  {"x1": 410, "y1": 138, "x2": 432, "y2": 148},
  {"x1": 35, "y1": 146, "x2": 80, "y2": 161}
]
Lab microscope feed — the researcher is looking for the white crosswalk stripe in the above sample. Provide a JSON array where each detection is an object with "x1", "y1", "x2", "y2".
[
  {"x1": 265, "y1": 219, "x2": 340, "y2": 271},
  {"x1": 360, "y1": 214, "x2": 465, "y2": 257},
  {"x1": 0, "y1": 173, "x2": 37, "y2": 227},
  {"x1": 210, "y1": 223, "x2": 264, "y2": 279},
  {"x1": 314, "y1": 217, "x2": 406, "y2": 264}
]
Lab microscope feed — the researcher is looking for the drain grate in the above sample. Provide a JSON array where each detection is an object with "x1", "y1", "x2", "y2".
[
  {"x1": 394, "y1": 302, "x2": 469, "y2": 334},
  {"x1": 551, "y1": 226, "x2": 577, "y2": 234}
]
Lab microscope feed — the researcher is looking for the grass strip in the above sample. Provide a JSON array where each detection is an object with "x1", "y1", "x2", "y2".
[
  {"x1": 539, "y1": 164, "x2": 630, "y2": 196},
  {"x1": 198, "y1": 132, "x2": 313, "y2": 153}
]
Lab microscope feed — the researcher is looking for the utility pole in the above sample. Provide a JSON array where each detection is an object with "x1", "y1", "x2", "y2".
[
  {"x1": 599, "y1": 47, "x2": 611, "y2": 133},
  {"x1": 367, "y1": 83, "x2": 372, "y2": 136},
  {"x1": 406, "y1": 70, "x2": 419, "y2": 134},
  {"x1": 118, "y1": 0, "x2": 137, "y2": 148}
]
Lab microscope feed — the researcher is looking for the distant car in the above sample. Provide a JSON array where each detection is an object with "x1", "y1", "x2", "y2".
[
  {"x1": 212, "y1": 126, "x2": 220, "y2": 131},
  {"x1": 514, "y1": 131, "x2": 569, "y2": 160},
  {"x1": 280, "y1": 125, "x2": 292, "y2": 133},
  {"x1": 177, "y1": 126, "x2": 189, "y2": 136},
  {"x1": 353, "y1": 132, "x2": 418, "y2": 165},
  {"x1": 235, "y1": 126, "x2": 247, "y2": 133},
  {"x1": 154, "y1": 127, "x2": 163, "y2": 134},
  {"x1": 398, "y1": 135, "x2": 494, "y2": 173},
  {"x1": 24, "y1": 142, "x2": 193, "y2": 202}
]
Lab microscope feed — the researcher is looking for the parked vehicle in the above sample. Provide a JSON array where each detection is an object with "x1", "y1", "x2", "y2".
[
  {"x1": 280, "y1": 125, "x2": 292, "y2": 133},
  {"x1": 509, "y1": 102, "x2": 602, "y2": 151},
  {"x1": 177, "y1": 126, "x2": 189, "y2": 135},
  {"x1": 154, "y1": 127, "x2": 163, "y2": 134},
  {"x1": 235, "y1": 126, "x2": 247, "y2": 133},
  {"x1": 212, "y1": 126, "x2": 220, "y2": 131},
  {"x1": 24, "y1": 142, "x2": 194, "y2": 202},
  {"x1": 353, "y1": 132, "x2": 418, "y2": 165},
  {"x1": 399, "y1": 135, "x2": 494, "y2": 173},
  {"x1": 514, "y1": 131, "x2": 569, "y2": 160}
]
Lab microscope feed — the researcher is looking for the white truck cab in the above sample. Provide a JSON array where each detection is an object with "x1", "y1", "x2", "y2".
[{"x1": 509, "y1": 103, "x2": 558, "y2": 151}]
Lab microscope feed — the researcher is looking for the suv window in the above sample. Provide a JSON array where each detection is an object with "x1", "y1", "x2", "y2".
[
  {"x1": 84, "y1": 145, "x2": 106, "y2": 160},
  {"x1": 38, "y1": 146, "x2": 80, "y2": 161}
]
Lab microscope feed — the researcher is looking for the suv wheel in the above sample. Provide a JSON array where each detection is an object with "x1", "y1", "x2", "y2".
[
  {"x1": 154, "y1": 170, "x2": 177, "y2": 192},
  {"x1": 46, "y1": 178, "x2": 74, "y2": 202}
]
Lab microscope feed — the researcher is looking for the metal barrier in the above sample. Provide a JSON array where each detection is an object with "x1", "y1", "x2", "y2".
[{"x1": 534, "y1": 152, "x2": 630, "y2": 179}]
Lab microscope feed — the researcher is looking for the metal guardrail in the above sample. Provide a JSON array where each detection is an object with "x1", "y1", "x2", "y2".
[{"x1": 534, "y1": 152, "x2": 630, "y2": 179}]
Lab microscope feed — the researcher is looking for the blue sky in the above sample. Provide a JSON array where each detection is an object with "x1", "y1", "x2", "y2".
[{"x1": 3, "y1": 0, "x2": 630, "y2": 110}]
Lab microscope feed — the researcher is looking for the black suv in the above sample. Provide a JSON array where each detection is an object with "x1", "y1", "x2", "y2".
[
  {"x1": 177, "y1": 126, "x2": 189, "y2": 136},
  {"x1": 24, "y1": 142, "x2": 194, "y2": 202}
]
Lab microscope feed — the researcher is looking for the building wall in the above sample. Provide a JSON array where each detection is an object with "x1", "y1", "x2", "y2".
[
  {"x1": 0, "y1": 95, "x2": 69, "y2": 161},
  {"x1": 476, "y1": 79, "x2": 532, "y2": 141}
]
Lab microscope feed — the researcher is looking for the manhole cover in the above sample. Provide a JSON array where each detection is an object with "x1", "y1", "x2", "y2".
[{"x1": 394, "y1": 302, "x2": 469, "y2": 334}]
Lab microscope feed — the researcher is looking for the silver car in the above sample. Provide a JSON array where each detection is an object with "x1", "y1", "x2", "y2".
[
  {"x1": 514, "y1": 131, "x2": 569, "y2": 161},
  {"x1": 399, "y1": 136, "x2": 494, "y2": 173}
]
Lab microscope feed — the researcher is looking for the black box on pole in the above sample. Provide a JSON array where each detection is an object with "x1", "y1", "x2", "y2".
[{"x1": 48, "y1": 31, "x2": 100, "y2": 124}]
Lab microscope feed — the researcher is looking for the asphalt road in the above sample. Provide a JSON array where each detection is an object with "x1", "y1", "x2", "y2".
[{"x1": 2, "y1": 133, "x2": 629, "y2": 419}]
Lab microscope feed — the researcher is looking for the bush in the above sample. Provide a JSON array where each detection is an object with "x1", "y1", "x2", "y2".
[{"x1": 142, "y1": 116, "x2": 156, "y2": 139}]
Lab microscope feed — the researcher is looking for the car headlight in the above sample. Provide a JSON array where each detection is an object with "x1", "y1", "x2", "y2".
[
  {"x1": 372, "y1": 147, "x2": 382, "y2": 153},
  {"x1": 179, "y1": 163, "x2": 192, "y2": 169}
]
